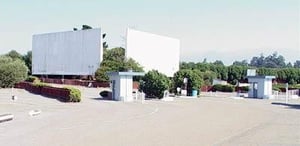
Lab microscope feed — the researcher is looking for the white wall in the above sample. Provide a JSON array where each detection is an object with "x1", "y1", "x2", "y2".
[
  {"x1": 120, "y1": 76, "x2": 133, "y2": 102},
  {"x1": 32, "y1": 28, "x2": 102, "y2": 75},
  {"x1": 263, "y1": 79, "x2": 273, "y2": 99},
  {"x1": 109, "y1": 75, "x2": 133, "y2": 102},
  {"x1": 126, "y1": 28, "x2": 180, "y2": 77}
]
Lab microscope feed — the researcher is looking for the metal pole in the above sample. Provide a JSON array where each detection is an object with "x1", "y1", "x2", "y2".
[{"x1": 285, "y1": 83, "x2": 288, "y2": 104}]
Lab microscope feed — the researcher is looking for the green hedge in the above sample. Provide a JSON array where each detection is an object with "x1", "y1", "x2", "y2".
[
  {"x1": 64, "y1": 87, "x2": 81, "y2": 102},
  {"x1": 26, "y1": 76, "x2": 40, "y2": 83},
  {"x1": 32, "y1": 82, "x2": 50, "y2": 87},
  {"x1": 273, "y1": 84, "x2": 300, "y2": 89},
  {"x1": 212, "y1": 84, "x2": 235, "y2": 92},
  {"x1": 272, "y1": 86, "x2": 281, "y2": 91}
]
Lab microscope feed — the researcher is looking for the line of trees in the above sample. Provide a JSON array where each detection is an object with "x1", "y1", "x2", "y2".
[
  {"x1": 235, "y1": 52, "x2": 299, "y2": 68},
  {"x1": 181, "y1": 52, "x2": 300, "y2": 85}
]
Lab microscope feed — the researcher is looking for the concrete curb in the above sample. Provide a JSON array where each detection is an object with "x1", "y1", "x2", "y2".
[{"x1": 0, "y1": 114, "x2": 14, "y2": 123}]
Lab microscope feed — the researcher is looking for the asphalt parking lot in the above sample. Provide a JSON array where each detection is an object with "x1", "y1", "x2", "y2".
[{"x1": 1, "y1": 88, "x2": 300, "y2": 146}]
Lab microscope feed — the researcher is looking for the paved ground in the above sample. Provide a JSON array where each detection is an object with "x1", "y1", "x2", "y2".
[{"x1": 0, "y1": 87, "x2": 300, "y2": 146}]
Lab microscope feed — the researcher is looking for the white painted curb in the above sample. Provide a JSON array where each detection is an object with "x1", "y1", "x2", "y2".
[
  {"x1": 29, "y1": 110, "x2": 42, "y2": 116},
  {"x1": 0, "y1": 114, "x2": 14, "y2": 123},
  {"x1": 161, "y1": 97, "x2": 174, "y2": 101}
]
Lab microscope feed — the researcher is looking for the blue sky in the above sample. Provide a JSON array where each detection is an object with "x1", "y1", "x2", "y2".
[{"x1": 0, "y1": 0, "x2": 299, "y2": 65}]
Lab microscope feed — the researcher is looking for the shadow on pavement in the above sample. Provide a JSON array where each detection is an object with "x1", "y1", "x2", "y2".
[
  {"x1": 90, "y1": 97, "x2": 114, "y2": 101},
  {"x1": 271, "y1": 102, "x2": 300, "y2": 110}
]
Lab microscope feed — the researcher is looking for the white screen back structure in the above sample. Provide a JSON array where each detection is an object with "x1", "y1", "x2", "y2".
[
  {"x1": 32, "y1": 28, "x2": 102, "y2": 75},
  {"x1": 126, "y1": 28, "x2": 180, "y2": 77}
]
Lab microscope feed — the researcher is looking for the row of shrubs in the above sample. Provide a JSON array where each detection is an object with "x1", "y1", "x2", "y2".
[
  {"x1": 212, "y1": 84, "x2": 235, "y2": 92},
  {"x1": 212, "y1": 84, "x2": 300, "y2": 93},
  {"x1": 272, "y1": 83, "x2": 300, "y2": 92},
  {"x1": 26, "y1": 76, "x2": 40, "y2": 83},
  {"x1": 20, "y1": 76, "x2": 81, "y2": 102},
  {"x1": 64, "y1": 87, "x2": 81, "y2": 102}
]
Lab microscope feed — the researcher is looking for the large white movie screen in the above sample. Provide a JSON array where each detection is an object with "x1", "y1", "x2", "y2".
[
  {"x1": 32, "y1": 28, "x2": 102, "y2": 75},
  {"x1": 126, "y1": 28, "x2": 180, "y2": 77}
]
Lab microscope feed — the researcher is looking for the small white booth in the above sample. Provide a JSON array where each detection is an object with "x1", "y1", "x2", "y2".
[
  {"x1": 107, "y1": 71, "x2": 145, "y2": 102},
  {"x1": 247, "y1": 76, "x2": 275, "y2": 99}
]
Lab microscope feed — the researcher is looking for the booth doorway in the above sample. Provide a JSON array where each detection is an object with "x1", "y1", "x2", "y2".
[
  {"x1": 252, "y1": 82, "x2": 258, "y2": 98},
  {"x1": 111, "y1": 80, "x2": 116, "y2": 100}
]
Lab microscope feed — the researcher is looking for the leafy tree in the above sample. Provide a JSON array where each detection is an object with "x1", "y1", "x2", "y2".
[
  {"x1": 103, "y1": 47, "x2": 125, "y2": 62},
  {"x1": 0, "y1": 56, "x2": 28, "y2": 87},
  {"x1": 6, "y1": 50, "x2": 22, "y2": 60},
  {"x1": 213, "y1": 60, "x2": 224, "y2": 66},
  {"x1": 124, "y1": 58, "x2": 144, "y2": 72},
  {"x1": 180, "y1": 62, "x2": 196, "y2": 70},
  {"x1": 95, "y1": 66, "x2": 111, "y2": 82},
  {"x1": 283, "y1": 68, "x2": 299, "y2": 84},
  {"x1": 227, "y1": 65, "x2": 247, "y2": 85},
  {"x1": 202, "y1": 58, "x2": 207, "y2": 63},
  {"x1": 294, "y1": 60, "x2": 300, "y2": 68},
  {"x1": 286, "y1": 62, "x2": 293, "y2": 68},
  {"x1": 95, "y1": 47, "x2": 143, "y2": 82},
  {"x1": 276, "y1": 69, "x2": 287, "y2": 82},
  {"x1": 264, "y1": 52, "x2": 285, "y2": 68},
  {"x1": 195, "y1": 62, "x2": 210, "y2": 72},
  {"x1": 232, "y1": 60, "x2": 248, "y2": 66},
  {"x1": 23, "y1": 51, "x2": 32, "y2": 74},
  {"x1": 257, "y1": 68, "x2": 277, "y2": 76},
  {"x1": 102, "y1": 33, "x2": 108, "y2": 49},
  {"x1": 81, "y1": 24, "x2": 92, "y2": 30},
  {"x1": 211, "y1": 65, "x2": 228, "y2": 80},
  {"x1": 173, "y1": 69, "x2": 203, "y2": 95},
  {"x1": 139, "y1": 70, "x2": 170, "y2": 98},
  {"x1": 181, "y1": 62, "x2": 228, "y2": 82},
  {"x1": 250, "y1": 52, "x2": 286, "y2": 68},
  {"x1": 250, "y1": 54, "x2": 265, "y2": 67},
  {"x1": 259, "y1": 68, "x2": 300, "y2": 84},
  {"x1": 201, "y1": 71, "x2": 217, "y2": 86}
]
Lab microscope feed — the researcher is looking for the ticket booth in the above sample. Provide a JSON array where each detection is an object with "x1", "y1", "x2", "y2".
[
  {"x1": 107, "y1": 72, "x2": 145, "y2": 102},
  {"x1": 247, "y1": 76, "x2": 275, "y2": 99}
]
